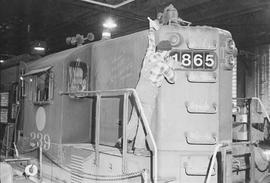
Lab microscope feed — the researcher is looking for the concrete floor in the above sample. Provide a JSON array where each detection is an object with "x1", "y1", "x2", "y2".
[
  {"x1": 12, "y1": 166, "x2": 36, "y2": 183},
  {"x1": 1, "y1": 161, "x2": 35, "y2": 183},
  {"x1": 14, "y1": 177, "x2": 34, "y2": 183}
]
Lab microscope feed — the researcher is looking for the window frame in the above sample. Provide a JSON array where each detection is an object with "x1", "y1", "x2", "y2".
[
  {"x1": 67, "y1": 60, "x2": 89, "y2": 95},
  {"x1": 22, "y1": 66, "x2": 54, "y2": 105},
  {"x1": 32, "y1": 71, "x2": 54, "y2": 105}
]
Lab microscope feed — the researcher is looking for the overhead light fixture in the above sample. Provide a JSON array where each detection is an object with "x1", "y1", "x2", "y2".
[
  {"x1": 103, "y1": 18, "x2": 117, "y2": 29},
  {"x1": 31, "y1": 41, "x2": 47, "y2": 55},
  {"x1": 34, "y1": 46, "x2": 45, "y2": 51}
]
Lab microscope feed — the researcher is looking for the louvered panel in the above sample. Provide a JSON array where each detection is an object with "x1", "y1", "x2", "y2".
[{"x1": 71, "y1": 154, "x2": 84, "y2": 183}]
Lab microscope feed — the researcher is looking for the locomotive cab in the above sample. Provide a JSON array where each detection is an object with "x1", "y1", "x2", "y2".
[{"x1": 19, "y1": 46, "x2": 93, "y2": 164}]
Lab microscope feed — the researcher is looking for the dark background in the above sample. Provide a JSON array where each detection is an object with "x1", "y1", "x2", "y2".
[{"x1": 1, "y1": 0, "x2": 270, "y2": 60}]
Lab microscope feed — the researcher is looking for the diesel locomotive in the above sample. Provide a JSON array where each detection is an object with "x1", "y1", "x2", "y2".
[{"x1": 10, "y1": 5, "x2": 270, "y2": 183}]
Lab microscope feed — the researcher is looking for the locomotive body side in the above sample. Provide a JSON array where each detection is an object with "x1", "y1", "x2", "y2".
[
  {"x1": 88, "y1": 30, "x2": 148, "y2": 145},
  {"x1": 19, "y1": 30, "x2": 152, "y2": 183},
  {"x1": 21, "y1": 46, "x2": 93, "y2": 162}
]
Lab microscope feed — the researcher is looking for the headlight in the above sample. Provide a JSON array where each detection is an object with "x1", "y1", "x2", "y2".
[{"x1": 169, "y1": 33, "x2": 182, "y2": 47}]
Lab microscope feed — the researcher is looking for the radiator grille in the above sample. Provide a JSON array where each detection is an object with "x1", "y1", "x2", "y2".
[{"x1": 71, "y1": 155, "x2": 84, "y2": 183}]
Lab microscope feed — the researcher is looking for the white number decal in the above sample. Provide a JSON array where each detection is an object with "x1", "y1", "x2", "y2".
[
  {"x1": 36, "y1": 132, "x2": 43, "y2": 147},
  {"x1": 30, "y1": 132, "x2": 36, "y2": 140},
  {"x1": 193, "y1": 54, "x2": 203, "y2": 67},
  {"x1": 171, "y1": 53, "x2": 178, "y2": 62},
  {"x1": 205, "y1": 54, "x2": 215, "y2": 67},
  {"x1": 43, "y1": 134, "x2": 51, "y2": 150},
  {"x1": 181, "y1": 53, "x2": 192, "y2": 67},
  {"x1": 29, "y1": 132, "x2": 51, "y2": 151},
  {"x1": 176, "y1": 51, "x2": 216, "y2": 70}
]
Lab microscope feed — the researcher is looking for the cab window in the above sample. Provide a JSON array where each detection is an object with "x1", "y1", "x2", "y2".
[
  {"x1": 68, "y1": 61, "x2": 88, "y2": 92},
  {"x1": 33, "y1": 71, "x2": 53, "y2": 103}
]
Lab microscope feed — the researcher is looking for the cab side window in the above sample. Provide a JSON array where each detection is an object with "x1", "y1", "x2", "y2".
[
  {"x1": 68, "y1": 61, "x2": 88, "y2": 92},
  {"x1": 36, "y1": 72, "x2": 49, "y2": 101},
  {"x1": 33, "y1": 71, "x2": 53, "y2": 103}
]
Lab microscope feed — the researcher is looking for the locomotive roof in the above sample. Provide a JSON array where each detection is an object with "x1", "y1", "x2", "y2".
[
  {"x1": 26, "y1": 43, "x2": 91, "y2": 69},
  {"x1": 25, "y1": 29, "x2": 149, "y2": 69},
  {"x1": 25, "y1": 24, "x2": 232, "y2": 70}
]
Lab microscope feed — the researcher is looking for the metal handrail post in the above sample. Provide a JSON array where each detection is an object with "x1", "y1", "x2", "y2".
[
  {"x1": 122, "y1": 92, "x2": 129, "y2": 173},
  {"x1": 39, "y1": 145, "x2": 43, "y2": 182},
  {"x1": 247, "y1": 98, "x2": 255, "y2": 182},
  {"x1": 5, "y1": 124, "x2": 10, "y2": 158},
  {"x1": 131, "y1": 89, "x2": 157, "y2": 183},
  {"x1": 60, "y1": 89, "x2": 158, "y2": 182},
  {"x1": 95, "y1": 94, "x2": 101, "y2": 166}
]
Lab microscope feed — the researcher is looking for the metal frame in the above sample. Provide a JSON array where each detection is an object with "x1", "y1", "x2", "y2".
[
  {"x1": 232, "y1": 97, "x2": 270, "y2": 182},
  {"x1": 60, "y1": 88, "x2": 158, "y2": 183}
]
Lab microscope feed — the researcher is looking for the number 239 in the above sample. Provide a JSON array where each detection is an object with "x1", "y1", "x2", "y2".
[{"x1": 30, "y1": 132, "x2": 51, "y2": 151}]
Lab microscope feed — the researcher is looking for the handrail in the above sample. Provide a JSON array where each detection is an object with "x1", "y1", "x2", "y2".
[
  {"x1": 95, "y1": 94, "x2": 101, "y2": 166},
  {"x1": 60, "y1": 88, "x2": 158, "y2": 183},
  {"x1": 122, "y1": 92, "x2": 128, "y2": 173},
  {"x1": 131, "y1": 89, "x2": 158, "y2": 183},
  {"x1": 60, "y1": 88, "x2": 135, "y2": 97}
]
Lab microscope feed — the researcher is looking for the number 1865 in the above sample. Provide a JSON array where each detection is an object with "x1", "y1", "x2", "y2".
[{"x1": 171, "y1": 51, "x2": 216, "y2": 70}]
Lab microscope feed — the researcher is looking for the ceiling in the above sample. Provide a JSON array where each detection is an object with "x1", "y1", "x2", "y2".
[{"x1": 1, "y1": 0, "x2": 270, "y2": 61}]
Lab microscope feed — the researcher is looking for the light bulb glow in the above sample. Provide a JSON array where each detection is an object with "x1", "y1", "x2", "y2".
[
  {"x1": 103, "y1": 18, "x2": 117, "y2": 29},
  {"x1": 102, "y1": 31, "x2": 111, "y2": 37},
  {"x1": 34, "y1": 46, "x2": 45, "y2": 51}
]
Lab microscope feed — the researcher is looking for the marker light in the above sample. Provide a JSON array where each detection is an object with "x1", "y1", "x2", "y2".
[
  {"x1": 226, "y1": 39, "x2": 236, "y2": 54},
  {"x1": 0, "y1": 59, "x2": 4, "y2": 63},
  {"x1": 227, "y1": 39, "x2": 236, "y2": 50}
]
